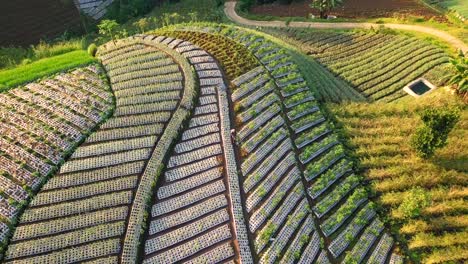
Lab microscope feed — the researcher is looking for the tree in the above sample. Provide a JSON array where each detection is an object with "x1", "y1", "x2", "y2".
[
  {"x1": 310, "y1": 0, "x2": 343, "y2": 19},
  {"x1": 411, "y1": 107, "x2": 460, "y2": 158},
  {"x1": 447, "y1": 50, "x2": 468, "y2": 93},
  {"x1": 98, "y1": 19, "x2": 120, "y2": 44}
]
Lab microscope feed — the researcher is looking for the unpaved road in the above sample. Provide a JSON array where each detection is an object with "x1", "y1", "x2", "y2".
[{"x1": 225, "y1": 1, "x2": 468, "y2": 53}]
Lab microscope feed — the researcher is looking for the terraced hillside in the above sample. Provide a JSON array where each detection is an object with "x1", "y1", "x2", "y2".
[
  {"x1": 155, "y1": 30, "x2": 364, "y2": 103},
  {"x1": 0, "y1": 66, "x2": 113, "y2": 252},
  {"x1": 136, "y1": 25, "x2": 405, "y2": 263},
  {"x1": 133, "y1": 35, "x2": 252, "y2": 263},
  {"x1": 262, "y1": 28, "x2": 452, "y2": 102},
  {"x1": 1, "y1": 25, "x2": 416, "y2": 263},
  {"x1": 2, "y1": 39, "x2": 195, "y2": 263},
  {"x1": 74, "y1": 0, "x2": 115, "y2": 20},
  {"x1": 221, "y1": 27, "x2": 401, "y2": 263}
]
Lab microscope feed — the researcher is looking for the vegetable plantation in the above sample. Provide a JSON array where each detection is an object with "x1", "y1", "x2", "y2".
[
  {"x1": 0, "y1": 14, "x2": 465, "y2": 264},
  {"x1": 0, "y1": 65, "x2": 113, "y2": 253},
  {"x1": 263, "y1": 28, "x2": 452, "y2": 102}
]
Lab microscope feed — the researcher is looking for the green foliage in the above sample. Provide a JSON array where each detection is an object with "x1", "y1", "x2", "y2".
[
  {"x1": 0, "y1": 47, "x2": 31, "y2": 69},
  {"x1": 259, "y1": 223, "x2": 277, "y2": 244},
  {"x1": 32, "y1": 39, "x2": 86, "y2": 60},
  {"x1": 262, "y1": 27, "x2": 451, "y2": 102},
  {"x1": 155, "y1": 30, "x2": 258, "y2": 79},
  {"x1": 398, "y1": 187, "x2": 431, "y2": 219},
  {"x1": 0, "y1": 50, "x2": 95, "y2": 92},
  {"x1": 87, "y1": 44, "x2": 98, "y2": 57},
  {"x1": 310, "y1": 0, "x2": 343, "y2": 18},
  {"x1": 144, "y1": 0, "x2": 223, "y2": 26},
  {"x1": 238, "y1": 0, "x2": 255, "y2": 11},
  {"x1": 411, "y1": 107, "x2": 460, "y2": 158},
  {"x1": 447, "y1": 51, "x2": 468, "y2": 93},
  {"x1": 0, "y1": 38, "x2": 86, "y2": 69},
  {"x1": 105, "y1": 0, "x2": 155, "y2": 22},
  {"x1": 98, "y1": 20, "x2": 120, "y2": 43},
  {"x1": 329, "y1": 90, "x2": 467, "y2": 262}
]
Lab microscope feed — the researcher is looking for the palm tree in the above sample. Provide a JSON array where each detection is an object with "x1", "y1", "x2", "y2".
[{"x1": 310, "y1": 0, "x2": 343, "y2": 19}]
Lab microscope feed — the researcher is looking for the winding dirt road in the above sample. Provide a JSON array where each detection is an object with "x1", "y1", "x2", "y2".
[{"x1": 224, "y1": 1, "x2": 468, "y2": 53}]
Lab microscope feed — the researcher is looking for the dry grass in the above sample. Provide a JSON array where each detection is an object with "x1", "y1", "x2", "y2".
[{"x1": 328, "y1": 88, "x2": 467, "y2": 263}]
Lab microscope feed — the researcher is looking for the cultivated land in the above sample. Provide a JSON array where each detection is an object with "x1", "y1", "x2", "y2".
[
  {"x1": 0, "y1": 0, "x2": 466, "y2": 263},
  {"x1": 261, "y1": 27, "x2": 452, "y2": 102},
  {"x1": 249, "y1": 0, "x2": 445, "y2": 20},
  {"x1": 329, "y1": 90, "x2": 467, "y2": 263},
  {"x1": 433, "y1": 0, "x2": 468, "y2": 18}
]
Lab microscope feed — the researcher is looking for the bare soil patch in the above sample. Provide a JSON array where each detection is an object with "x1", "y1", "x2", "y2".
[
  {"x1": 0, "y1": 0, "x2": 82, "y2": 47},
  {"x1": 250, "y1": 0, "x2": 446, "y2": 21}
]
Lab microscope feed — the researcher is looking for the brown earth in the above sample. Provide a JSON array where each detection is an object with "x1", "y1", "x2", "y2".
[
  {"x1": 0, "y1": 0, "x2": 82, "y2": 47},
  {"x1": 250, "y1": 0, "x2": 446, "y2": 21}
]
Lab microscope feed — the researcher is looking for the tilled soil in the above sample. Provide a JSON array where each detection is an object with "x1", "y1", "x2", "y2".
[
  {"x1": 0, "y1": 0, "x2": 82, "y2": 46},
  {"x1": 250, "y1": 0, "x2": 446, "y2": 21}
]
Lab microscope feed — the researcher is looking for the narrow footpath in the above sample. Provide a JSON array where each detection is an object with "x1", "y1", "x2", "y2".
[{"x1": 224, "y1": 1, "x2": 468, "y2": 53}]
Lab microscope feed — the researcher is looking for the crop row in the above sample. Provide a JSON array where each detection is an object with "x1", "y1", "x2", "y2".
[
  {"x1": 264, "y1": 28, "x2": 450, "y2": 102},
  {"x1": 229, "y1": 56, "x2": 319, "y2": 262},
  {"x1": 4, "y1": 39, "x2": 192, "y2": 263},
  {"x1": 130, "y1": 36, "x2": 248, "y2": 263},
  {"x1": 0, "y1": 65, "x2": 113, "y2": 236},
  {"x1": 216, "y1": 25, "x2": 401, "y2": 263},
  {"x1": 155, "y1": 30, "x2": 259, "y2": 80}
]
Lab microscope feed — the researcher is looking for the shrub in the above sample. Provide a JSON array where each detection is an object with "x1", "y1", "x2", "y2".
[
  {"x1": 87, "y1": 44, "x2": 98, "y2": 57},
  {"x1": 411, "y1": 107, "x2": 460, "y2": 158},
  {"x1": 398, "y1": 187, "x2": 431, "y2": 219}
]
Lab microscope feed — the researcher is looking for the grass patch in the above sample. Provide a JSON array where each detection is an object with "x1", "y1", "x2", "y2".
[
  {"x1": 0, "y1": 38, "x2": 88, "y2": 70},
  {"x1": 0, "y1": 50, "x2": 95, "y2": 92},
  {"x1": 328, "y1": 88, "x2": 467, "y2": 263}
]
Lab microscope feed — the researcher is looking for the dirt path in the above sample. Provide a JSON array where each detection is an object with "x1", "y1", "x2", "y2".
[{"x1": 225, "y1": 1, "x2": 468, "y2": 53}]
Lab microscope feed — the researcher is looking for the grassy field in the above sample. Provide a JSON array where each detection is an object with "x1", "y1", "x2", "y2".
[
  {"x1": 328, "y1": 89, "x2": 467, "y2": 263},
  {"x1": 0, "y1": 38, "x2": 87, "y2": 70},
  {"x1": 0, "y1": 50, "x2": 95, "y2": 92}
]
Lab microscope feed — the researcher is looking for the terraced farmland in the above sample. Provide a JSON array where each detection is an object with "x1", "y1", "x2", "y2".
[
  {"x1": 154, "y1": 31, "x2": 259, "y2": 80},
  {"x1": 0, "y1": 65, "x2": 113, "y2": 252},
  {"x1": 217, "y1": 26, "x2": 402, "y2": 263},
  {"x1": 263, "y1": 28, "x2": 451, "y2": 102},
  {"x1": 3, "y1": 21, "x2": 461, "y2": 264},
  {"x1": 2, "y1": 39, "x2": 195, "y2": 263},
  {"x1": 132, "y1": 34, "x2": 252, "y2": 263},
  {"x1": 152, "y1": 29, "x2": 363, "y2": 104}
]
